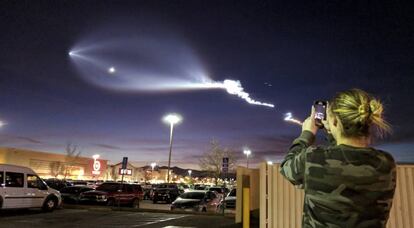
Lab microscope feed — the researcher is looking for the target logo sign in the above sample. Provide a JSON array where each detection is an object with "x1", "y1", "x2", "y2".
[{"x1": 92, "y1": 158, "x2": 101, "y2": 175}]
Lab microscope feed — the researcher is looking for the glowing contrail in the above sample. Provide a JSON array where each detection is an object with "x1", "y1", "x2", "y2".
[
  {"x1": 203, "y1": 80, "x2": 275, "y2": 108},
  {"x1": 284, "y1": 112, "x2": 302, "y2": 125}
]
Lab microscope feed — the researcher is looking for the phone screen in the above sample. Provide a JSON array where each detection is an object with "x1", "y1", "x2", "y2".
[{"x1": 314, "y1": 101, "x2": 327, "y2": 127}]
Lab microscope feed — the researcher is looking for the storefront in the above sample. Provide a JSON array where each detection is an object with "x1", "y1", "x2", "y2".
[{"x1": 0, "y1": 147, "x2": 108, "y2": 180}]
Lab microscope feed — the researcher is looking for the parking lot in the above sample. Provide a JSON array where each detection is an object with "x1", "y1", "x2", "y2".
[{"x1": 0, "y1": 207, "x2": 238, "y2": 228}]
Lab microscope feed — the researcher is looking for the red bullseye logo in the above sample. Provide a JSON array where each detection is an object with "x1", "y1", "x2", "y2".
[{"x1": 92, "y1": 158, "x2": 101, "y2": 175}]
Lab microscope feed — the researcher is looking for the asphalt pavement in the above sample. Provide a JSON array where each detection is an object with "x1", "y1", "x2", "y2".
[{"x1": 0, "y1": 207, "x2": 239, "y2": 228}]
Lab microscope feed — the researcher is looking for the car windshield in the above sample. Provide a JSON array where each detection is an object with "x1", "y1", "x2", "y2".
[
  {"x1": 229, "y1": 189, "x2": 236, "y2": 197},
  {"x1": 96, "y1": 183, "x2": 120, "y2": 192},
  {"x1": 209, "y1": 188, "x2": 222, "y2": 193},
  {"x1": 179, "y1": 192, "x2": 205, "y2": 199}
]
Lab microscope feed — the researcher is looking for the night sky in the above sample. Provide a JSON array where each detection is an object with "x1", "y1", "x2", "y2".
[{"x1": 1, "y1": 1, "x2": 413, "y2": 168}]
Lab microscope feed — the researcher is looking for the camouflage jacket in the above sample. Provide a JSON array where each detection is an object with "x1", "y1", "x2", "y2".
[{"x1": 280, "y1": 131, "x2": 396, "y2": 228}]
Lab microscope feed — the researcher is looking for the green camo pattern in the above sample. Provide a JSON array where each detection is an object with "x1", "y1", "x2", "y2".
[{"x1": 280, "y1": 131, "x2": 396, "y2": 228}]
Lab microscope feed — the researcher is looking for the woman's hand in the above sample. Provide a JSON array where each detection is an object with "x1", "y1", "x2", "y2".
[
  {"x1": 322, "y1": 102, "x2": 331, "y2": 134},
  {"x1": 302, "y1": 106, "x2": 318, "y2": 135}
]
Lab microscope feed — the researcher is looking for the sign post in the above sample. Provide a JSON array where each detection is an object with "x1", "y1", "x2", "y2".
[
  {"x1": 118, "y1": 157, "x2": 128, "y2": 208},
  {"x1": 222, "y1": 157, "x2": 229, "y2": 215}
]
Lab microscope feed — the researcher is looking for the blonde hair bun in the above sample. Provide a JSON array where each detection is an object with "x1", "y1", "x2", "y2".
[{"x1": 331, "y1": 89, "x2": 391, "y2": 138}]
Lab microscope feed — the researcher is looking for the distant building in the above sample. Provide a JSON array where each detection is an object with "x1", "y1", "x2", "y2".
[
  {"x1": 0, "y1": 147, "x2": 108, "y2": 180},
  {"x1": 105, "y1": 162, "x2": 145, "y2": 182}
]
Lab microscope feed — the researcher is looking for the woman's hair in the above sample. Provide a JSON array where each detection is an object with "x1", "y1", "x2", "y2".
[{"x1": 330, "y1": 88, "x2": 391, "y2": 138}]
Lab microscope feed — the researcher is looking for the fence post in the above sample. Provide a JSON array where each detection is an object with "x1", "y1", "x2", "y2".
[{"x1": 243, "y1": 187, "x2": 250, "y2": 228}]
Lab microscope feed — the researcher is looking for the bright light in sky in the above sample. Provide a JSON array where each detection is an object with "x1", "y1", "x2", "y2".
[{"x1": 108, "y1": 66, "x2": 116, "y2": 74}]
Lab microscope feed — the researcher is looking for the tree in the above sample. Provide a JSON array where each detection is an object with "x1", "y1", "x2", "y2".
[
  {"x1": 63, "y1": 142, "x2": 81, "y2": 179},
  {"x1": 199, "y1": 140, "x2": 237, "y2": 185},
  {"x1": 49, "y1": 161, "x2": 65, "y2": 178}
]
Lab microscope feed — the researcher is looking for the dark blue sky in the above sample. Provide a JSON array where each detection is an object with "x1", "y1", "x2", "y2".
[{"x1": 0, "y1": 1, "x2": 413, "y2": 168}]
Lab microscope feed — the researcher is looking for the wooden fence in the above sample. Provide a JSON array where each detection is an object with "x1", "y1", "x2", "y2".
[{"x1": 259, "y1": 163, "x2": 414, "y2": 228}]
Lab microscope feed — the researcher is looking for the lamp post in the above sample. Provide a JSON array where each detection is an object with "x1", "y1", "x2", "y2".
[
  {"x1": 243, "y1": 149, "x2": 251, "y2": 168},
  {"x1": 188, "y1": 170, "x2": 192, "y2": 177},
  {"x1": 163, "y1": 113, "x2": 182, "y2": 183},
  {"x1": 150, "y1": 162, "x2": 156, "y2": 182}
]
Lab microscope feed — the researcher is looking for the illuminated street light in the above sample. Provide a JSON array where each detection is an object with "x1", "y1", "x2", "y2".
[
  {"x1": 163, "y1": 114, "x2": 182, "y2": 125},
  {"x1": 267, "y1": 161, "x2": 273, "y2": 165},
  {"x1": 243, "y1": 149, "x2": 251, "y2": 168},
  {"x1": 150, "y1": 162, "x2": 157, "y2": 183},
  {"x1": 151, "y1": 162, "x2": 157, "y2": 171},
  {"x1": 92, "y1": 154, "x2": 100, "y2": 160},
  {"x1": 0, "y1": 121, "x2": 5, "y2": 128},
  {"x1": 188, "y1": 170, "x2": 192, "y2": 177},
  {"x1": 163, "y1": 113, "x2": 182, "y2": 183}
]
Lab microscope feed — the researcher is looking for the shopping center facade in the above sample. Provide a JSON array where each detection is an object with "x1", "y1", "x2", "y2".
[{"x1": 0, "y1": 147, "x2": 109, "y2": 180}]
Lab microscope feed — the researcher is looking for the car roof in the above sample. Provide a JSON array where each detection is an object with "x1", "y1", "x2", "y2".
[
  {"x1": 0, "y1": 164, "x2": 36, "y2": 174},
  {"x1": 185, "y1": 190, "x2": 208, "y2": 193},
  {"x1": 65, "y1": 185, "x2": 92, "y2": 188}
]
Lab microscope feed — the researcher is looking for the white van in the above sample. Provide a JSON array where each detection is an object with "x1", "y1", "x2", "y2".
[{"x1": 0, "y1": 164, "x2": 62, "y2": 211}]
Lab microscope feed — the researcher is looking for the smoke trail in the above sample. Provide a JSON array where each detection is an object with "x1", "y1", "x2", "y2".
[
  {"x1": 284, "y1": 112, "x2": 302, "y2": 125},
  {"x1": 204, "y1": 80, "x2": 275, "y2": 108},
  {"x1": 68, "y1": 25, "x2": 274, "y2": 109}
]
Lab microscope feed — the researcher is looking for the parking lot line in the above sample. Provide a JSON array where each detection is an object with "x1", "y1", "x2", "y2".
[{"x1": 131, "y1": 215, "x2": 188, "y2": 227}]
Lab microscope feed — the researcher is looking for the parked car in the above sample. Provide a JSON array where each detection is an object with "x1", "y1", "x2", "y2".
[
  {"x1": 194, "y1": 184, "x2": 207, "y2": 190},
  {"x1": 170, "y1": 190, "x2": 221, "y2": 213},
  {"x1": 208, "y1": 186, "x2": 229, "y2": 197},
  {"x1": 70, "y1": 180, "x2": 97, "y2": 189},
  {"x1": 0, "y1": 164, "x2": 62, "y2": 212},
  {"x1": 142, "y1": 184, "x2": 153, "y2": 200},
  {"x1": 60, "y1": 186, "x2": 94, "y2": 204},
  {"x1": 218, "y1": 188, "x2": 236, "y2": 212},
  {"x1": 178, "y1": 184, "x2": 191, "y2": 192},
  {"x1": 79, "y1": 182, "x2": 143, "y2": 208},
  {"x1": 45, "y1": 178, "x2": 73, "y2": 191},
  {"x1": 152, "y1": 183, "x2": 183, "y2": 204}
]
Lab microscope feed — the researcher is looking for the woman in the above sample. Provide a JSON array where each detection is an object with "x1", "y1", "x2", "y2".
[{"x1": 280, "y1": 89, "x2": 396, "y2": 228}]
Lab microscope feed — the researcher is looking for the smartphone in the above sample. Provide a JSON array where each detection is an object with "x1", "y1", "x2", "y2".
[{"x1": 314, "y1": 101, "x2": 327, "y2": 128}]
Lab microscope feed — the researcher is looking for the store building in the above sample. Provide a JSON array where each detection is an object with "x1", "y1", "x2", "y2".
[{"x1": 0, "y1": 147, "x2": 108, "y2": 180}]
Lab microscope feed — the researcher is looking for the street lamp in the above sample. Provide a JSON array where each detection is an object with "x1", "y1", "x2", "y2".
[
  {"x1": 0, "y1": 120, "x2": 6, "y2": 128},
  {"x1": 92, "y1": 154, "x2": 100, "y2": 160},
  {"x1": 150, "y1": 162, "x2": 157, "y2": 182},
  {"x1": 243, "y1": 149, "x2": 251, "y2": 168},
  {"x1": 163, "y1": 113, "x2": 182, "y2": 183},
  {"x1": 188, "y1": 170, "x2": 192, "y2": 177},
  {"x1": 150, "y1": 162, "x2": 157, "y2": 171}
]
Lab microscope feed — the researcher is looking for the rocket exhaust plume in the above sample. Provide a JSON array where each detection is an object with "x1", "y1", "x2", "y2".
[
  {"x1": 68, "y1": 25, "x2": 274, "y2": 109},
  {"x1": 284, "y1": 112, "x2": 302, "y2": 126},
  {"x1": 202, "y1": 80, "x2": 274, "y2": 108}
]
